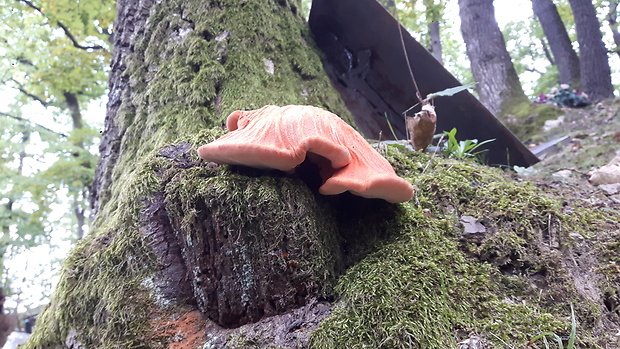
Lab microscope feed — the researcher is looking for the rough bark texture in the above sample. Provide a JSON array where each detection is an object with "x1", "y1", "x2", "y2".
[
  {"x1": 458, "y1": 0, "x2": 529, "y2": 116},
  {"x1": 90, "y1": 0, "x2": 155, "y2": 215},
  {"x1": 160, "y1": 144, "x2": 343, "y2": 328},
  {"x1": 531, "y1": 0, "x2": 581, "y2": 87},
  {"x1": 26, "y1": 0, "x2": 356, "y2": 347},
  {"x1": 568, "y1": 0, "x2": 615, "y2": 102}
]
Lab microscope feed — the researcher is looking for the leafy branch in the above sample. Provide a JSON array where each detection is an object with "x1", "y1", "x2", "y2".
[{"x1": 16, "y1": 0, "x2": 106, "y2": 51}]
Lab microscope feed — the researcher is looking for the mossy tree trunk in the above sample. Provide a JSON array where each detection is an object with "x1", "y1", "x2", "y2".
[{"x1": 26, "y1": 0, "x2": 358, "y2": 347}]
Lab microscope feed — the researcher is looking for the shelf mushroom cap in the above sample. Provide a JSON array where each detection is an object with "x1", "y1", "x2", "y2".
[{"x1": 197, "y1": 105, "x2": 414, "y2": 203}]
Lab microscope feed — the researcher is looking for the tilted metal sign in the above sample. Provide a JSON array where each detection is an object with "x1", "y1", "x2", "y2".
[{"x1": 309, "y1": 0, "x2": 539, "y2": 167}]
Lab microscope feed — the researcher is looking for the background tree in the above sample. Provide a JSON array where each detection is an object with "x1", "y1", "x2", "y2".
[
  {"x1": 568, "y1": 0, "x2": 615, "y2": 101},
  {"x1": 531, "y1": 0, "x2": 581, "y2": 87},
  {"x1": 607, "y1": 0, "x2": 620, "y2": 58},
  {"x1": 423, "y1": 0, "x2": 445, "y2": 64},
  {"x1": 458, "y1": 0, "x2": 529, "y2": 116},
  {"x1": 0, "y1": 0, "x2": 113, "y2": 309}
]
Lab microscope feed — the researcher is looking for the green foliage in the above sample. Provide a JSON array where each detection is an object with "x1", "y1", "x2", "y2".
[
  {"x1": 0, "y1": 0, "x2": 113, "y2": 302},
  {"x1": 0, "y1": 119, "x2": 52, "y2": 264},
  {"x1": 424, "y1": 82, "x2": 475, "y2": 101},
  {"x1": 1, "y1": 0, "x2": 114, "y2": 106},
  {"x1": 439, "y1": 127, "x2": 495, "y2": 160}
]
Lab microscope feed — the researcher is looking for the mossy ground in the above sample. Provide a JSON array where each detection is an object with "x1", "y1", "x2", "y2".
[
  {"x1": 308, "y1": 145, "x2": 618, "y2": 348},
  {"x1": 500, "y1": 99, "x2": 565, "y2": 142}
]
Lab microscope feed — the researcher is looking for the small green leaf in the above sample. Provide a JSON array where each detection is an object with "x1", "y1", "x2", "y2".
[{"x1": 425, "y1": 82, "x2": 476, "y2": 101}]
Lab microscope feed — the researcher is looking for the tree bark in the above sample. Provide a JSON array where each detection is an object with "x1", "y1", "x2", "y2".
[
  {"x1": 568, "y1": 0, "x2": 615, "y2": 102},
  {"x1": 458, "y1": 0, "x2": 529, "y2": 116},
  {"x1": 531, "y1": 0, "x2": 581, "y2": 87},
  {"x1": 608, "y1": 0, "x2": 620, "y2": 58}
]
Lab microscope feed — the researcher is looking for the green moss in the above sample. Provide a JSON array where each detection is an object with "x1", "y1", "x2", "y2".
[
  {"x1": 309, "y1": 209, "x2": 485, "y2": 348},
  {"x1": 163, "y1": 161, "x2": 343, "y2": 298},
  {"x1": 24, "y1": 163, "x2": 160, "y2": 348},
  {"x1": 96, "y1": 0, "x2": 352, "y2": 213},
  {"x1": 499, "y1": 100, "x2": 564, "y2": 141},
  {"x1": 308, "y1": 147, "x2": 607, "y2": 348}
]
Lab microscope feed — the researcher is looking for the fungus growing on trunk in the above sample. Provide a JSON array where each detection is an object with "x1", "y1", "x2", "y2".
[{"x1": 198, "y1": 105, "x2": 415, "y2": 203}]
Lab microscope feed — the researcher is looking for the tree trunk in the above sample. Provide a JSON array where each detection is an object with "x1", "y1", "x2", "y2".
[
  {"x1": 26, "y1": 0, "x2": 355, "y2": 347},
  {"x1": 427, "y1": 21, "x2": 443, "y2": 64},
  {"x1": 568, "y1": 0, "x2": 615, "y2": 102},
  {"x1": 424, "y1": 0, "x2": 444, "y2": 64},
  {"x1": 531, "y1": 0, "x2": 581, "y2": 87},
  {"x1": 64, "y1": 91, "x2": 89, "y2": 240},
  {"x1": 608, "y1": 0, "x2": 620, "y2": 58},
  {"x1": 458, "y1": 0, "x2": 529, "y2": 116}
]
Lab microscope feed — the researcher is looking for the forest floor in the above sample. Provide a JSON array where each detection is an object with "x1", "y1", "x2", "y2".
[{"x1": 517, "y1": 97, "x2": 620, "y2": 214}]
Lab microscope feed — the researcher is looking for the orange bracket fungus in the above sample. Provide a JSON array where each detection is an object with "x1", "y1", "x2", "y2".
[{"x1": 197, "y1": 105, "x2": 415, "y2": 203}]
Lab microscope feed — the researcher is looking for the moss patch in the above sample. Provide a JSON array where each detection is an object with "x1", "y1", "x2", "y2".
[
  {"x1": 96, "y1": 0, "x2": 352, "y2": 213},
  {"x1": 500, "y1": 100, "x2": 564, "y2": 142},
  {"x1": 309, "y1": 147, "x2": 616, "y2": 348}
]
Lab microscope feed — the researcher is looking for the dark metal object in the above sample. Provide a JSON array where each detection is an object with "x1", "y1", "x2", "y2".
[
  {"x1": 531, "y1": 135, "x2": 571, "y2": 159},
  {"x1": 309, "y1": 0, "x2": 539, "y2": 167}
]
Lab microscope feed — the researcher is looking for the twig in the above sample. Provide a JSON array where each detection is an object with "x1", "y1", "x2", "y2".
[
  {"x1": 396, "y1": 20, "x2": 424, "y2": 104},
  {"x1": 422, "y1": 134, "x2": 444, "y2": 175},
  {"x1": 0, "y1": 111, "x2": 68, "y2": 137},
  {"x1": 15, "y1": 89, "x2": 49, "y2": 108}
]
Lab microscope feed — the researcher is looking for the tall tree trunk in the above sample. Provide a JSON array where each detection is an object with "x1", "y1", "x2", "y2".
[
  {"x1": 427, "y1": 21, "x2": 443, "y2": 64},
  {"x1": 63, "y1": 91, "x2": 89, "y2": 240},
  {"x1": 568, "y1": 0, "x2": 615, "y2": 102},
  {"x1": 424, "y1": 0, "x2": 445, "y2": 64},
  {"x1": 26, "y1": 0, "x2": 354, "y2": 347},
  {"x1": 458, "y1": 0, "x2": 529, "y2": 116},
  {"x1": 608, "y1": 0, "x2": 620, "y2": 58},
  {"x1": 531, "y1": 0, "x2": 581, "y2": 87}
]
